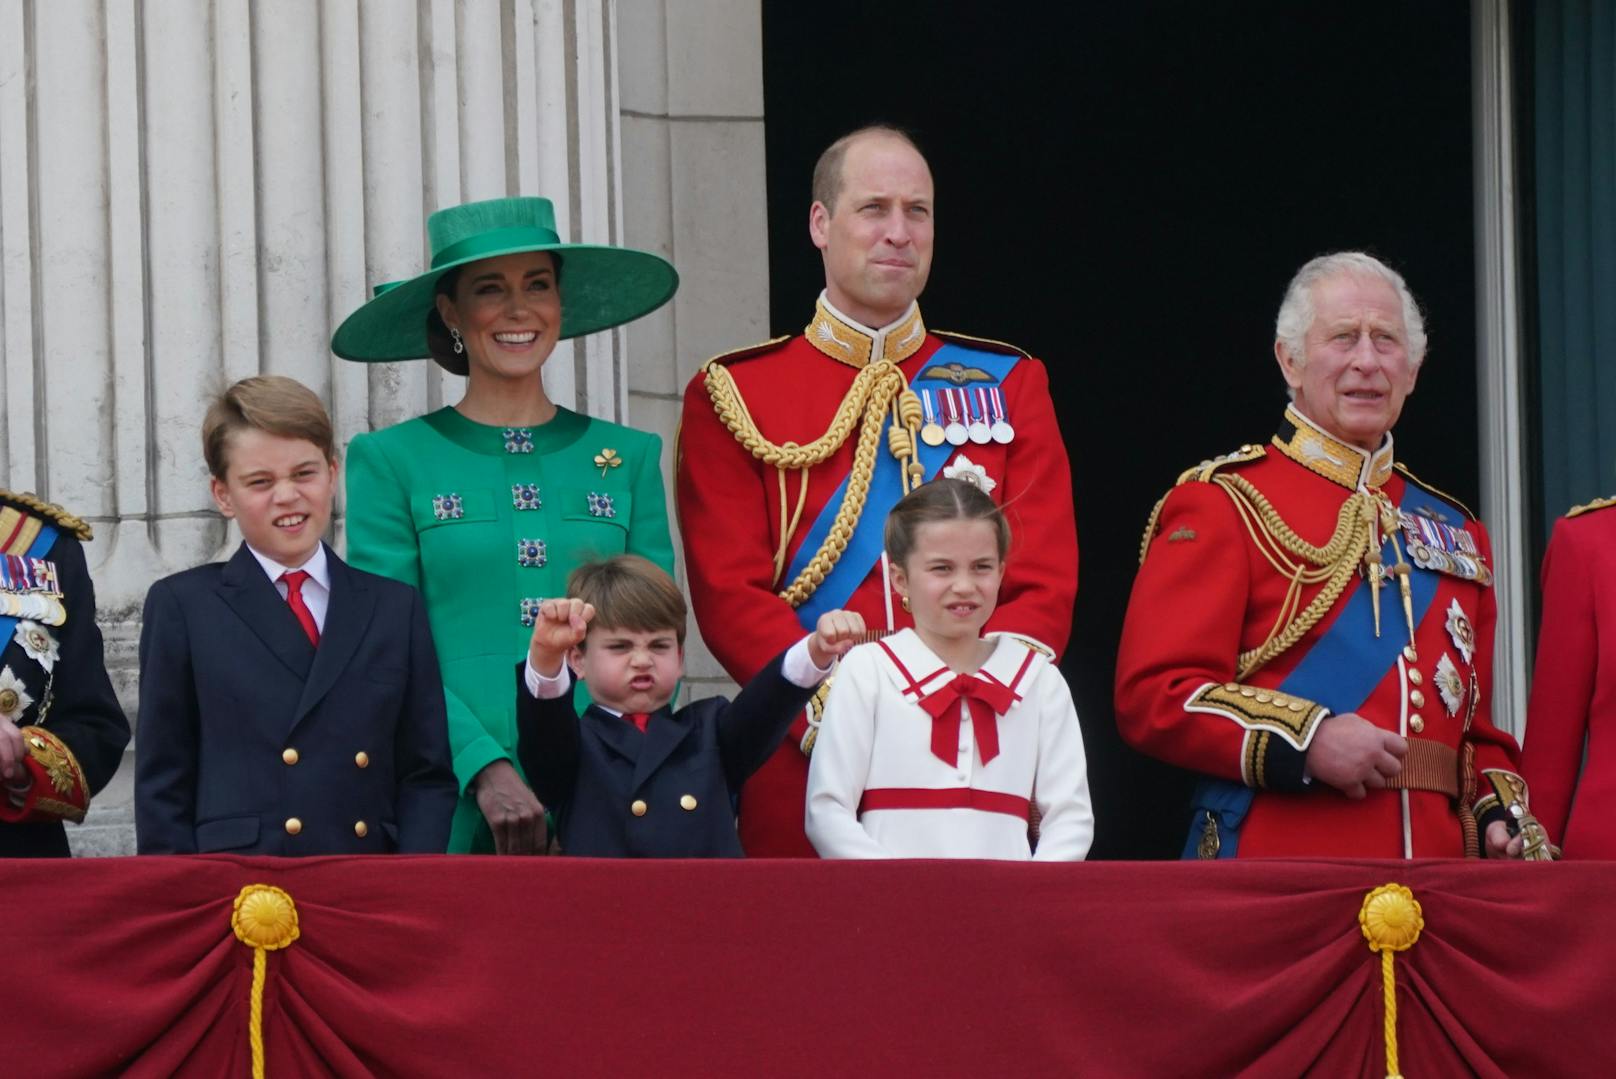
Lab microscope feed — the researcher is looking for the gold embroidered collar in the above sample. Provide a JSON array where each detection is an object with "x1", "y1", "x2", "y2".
[
  {"x1": 1271, "y1": 405, "x2": 1395, "y2": 490},
  {"x1": 804, "y1": 294, "x2": 927, "y2": 369}
]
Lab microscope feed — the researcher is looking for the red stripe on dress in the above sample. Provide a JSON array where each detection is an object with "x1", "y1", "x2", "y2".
[
  {"x1": 875, "y1": 639, "x2": 950, "y2": 700},
  {"x1": 858, "y1": 787, "x2": 1030, "y2": 820},
  {"x1": 980, "y1": 648, "x2": 1037, "y2": 701}
]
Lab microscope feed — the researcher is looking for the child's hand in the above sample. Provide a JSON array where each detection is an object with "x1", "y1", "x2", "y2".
[
  {"x1": 808, "y1": 609, "x2": 866, "y2": 668},
  {"x1": 528, "y1": 598, "x2": 595, "y2": 674}
]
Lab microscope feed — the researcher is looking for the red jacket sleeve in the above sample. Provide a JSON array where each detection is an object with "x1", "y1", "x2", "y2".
[{"x1": 1521, "y1": 518, "x2": 1595, "y2": 841}]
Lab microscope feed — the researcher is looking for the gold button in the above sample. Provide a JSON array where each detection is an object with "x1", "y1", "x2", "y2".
[
  {"x1": 285, "y1": 817, "x2": 303, "y2": 836},
  {"x1": 1408, "y1": 669, "x2": 1424, "y2": 686},
  {"x1": 1410, "y1": 689, "x2": 1426, "y2": 709},
  {"x1": 282, "y1": 748, "x2": 299, "y2": 766},
  {"x1": 354, "y1": 751, "x2": 370, "y2": 768},
  {"x1": 0, "y1": 689, "x2": 17, "y2": 713},
  {"x1": 680, "y1": 794, "x2": 697, "y2": 811},
  {"x1": 1240, "y1": 687, "x2": 1256, "y2": 698},
  {"x1": 1288, "y1": 702, "x2": 1306, "y2": 713},
  {"x1": 1403, "y1": 645, "x2": 1419, "y2": 663},
  {"x1": 1254, "y1": 692, "x2": 1272, "y2": 704},
  {"x1": 1410, "y1": 714, "x2": 1425, "y2": 733},
  {"x1": 1270, "y1": 695, "x2": 1288, "y2": 708},
  {"x1": 354, "y1": 821, "x2": 368, "y2": 838},
  {"x1": 1223, "y1": 682, "x2": 1239, "y2": 692},
  {"x1": 630, "y1": 799, "x2": 648, "y2": 817}
]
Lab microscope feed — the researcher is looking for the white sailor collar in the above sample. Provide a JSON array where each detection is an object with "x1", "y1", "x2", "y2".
[
  {"x1": 871, "y1": 628, "x2": 1042, "y2": 705},
  {"x1": 805, "y1": 292, "x2": 927, "y2": 370}
]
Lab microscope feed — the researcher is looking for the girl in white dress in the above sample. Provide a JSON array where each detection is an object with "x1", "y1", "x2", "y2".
[{"x1": 805, "y1": 478, "x2": 1093, "y2": 859}]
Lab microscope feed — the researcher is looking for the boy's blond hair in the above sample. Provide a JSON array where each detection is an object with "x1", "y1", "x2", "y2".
[
  {"x1": 567, "y1": 555, "x2": 687, "y2": 646},
  {"x1": 202, "y1": 376, "x2": 335, "y2": 480}
]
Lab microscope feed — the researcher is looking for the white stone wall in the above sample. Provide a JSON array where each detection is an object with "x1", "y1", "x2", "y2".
[
  {"x1": 617, "y1": 0, "x2": 766, "y2": 705},
  {"x1": 0, "y1": 0, "x2": 767, "y2": 853}
]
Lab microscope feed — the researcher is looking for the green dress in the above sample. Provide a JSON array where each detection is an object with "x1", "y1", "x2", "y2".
[{"x1": 345, "y1": 405, "x2": 675, "y2": 852}]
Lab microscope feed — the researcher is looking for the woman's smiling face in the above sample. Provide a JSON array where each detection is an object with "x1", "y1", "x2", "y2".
[{"x1": 436, "y1": 252, "x2": 562, "y2": 384}]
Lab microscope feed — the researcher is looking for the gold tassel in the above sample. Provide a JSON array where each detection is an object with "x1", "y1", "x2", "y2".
[
  {"x1": 232, "y1": 884, "x2": 302, "y2": 1079},
  {"x1": 1359, "y1": 883, "x2": 1424, "y2": 1079}
]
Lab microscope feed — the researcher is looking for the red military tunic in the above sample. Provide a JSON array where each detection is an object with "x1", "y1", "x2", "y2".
[
  {"x1": 677, "y1": 296, "x2": 1078, "y2": 856},
  {"x1": 1522, "y1": 497, "x2": 1616, "y2": 858},
  {"x1": 1115, "y1": 407, "x2": 1526, "y2": 858}
]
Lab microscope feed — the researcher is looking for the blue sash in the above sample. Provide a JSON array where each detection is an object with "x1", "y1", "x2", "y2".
[
  {"x1": 785, "y1": 343, "x2": 1021, "y2": 628},
  {"x1": 1183, "y1": 480, "x2": 1457, "y2": 858},
  {"x1": 0, "y1": 523, "x2": 62, "y2": 646}
]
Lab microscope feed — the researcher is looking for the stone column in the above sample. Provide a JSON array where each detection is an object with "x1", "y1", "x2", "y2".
[
  {"x1": 0, "y1": 0, "x2": 692, "y2": 853},
  {"x1": 616, "y1": 0, "x2": 769, "y2": 704}
]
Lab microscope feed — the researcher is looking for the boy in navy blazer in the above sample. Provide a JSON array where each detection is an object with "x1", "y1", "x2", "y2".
[
  {"x1": 517, "y1": 556, "x2": 862, "y2": 856},
  {"x1": 136, "y1": 376, "x2": 457, "y2": 854}
]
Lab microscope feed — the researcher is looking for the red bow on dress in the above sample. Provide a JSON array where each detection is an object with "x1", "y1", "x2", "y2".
[{"x1": 918, "y1": 674, "x2": 1018, "y2": 768}]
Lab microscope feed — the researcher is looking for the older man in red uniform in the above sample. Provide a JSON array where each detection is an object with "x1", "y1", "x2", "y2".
[
  {"x1": 1116, "y1": 252, "x2": 1541, "y2": 860},
  {"x1": 677, "y1": 126, "x2": 1078, "y2": 856},
  {"x1": 1522, "y1": 496, "x2": 1616, "y2": 857}
]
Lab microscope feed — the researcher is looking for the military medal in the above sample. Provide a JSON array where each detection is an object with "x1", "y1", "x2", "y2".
[
  {"x1": 988, "y1": 387, "x2": 1015, "y2": 444},
  {"x1": 967, "y1": 388, "x2": 992, "y2": 444},
  {"x1": 943, "y1": 389, "x2": 968, "y2": 446},
  {"x1": 1399, "y1": 510, "x2": 1492, "y2": 586},
  {"x1": 919, "y1": 390, "x2": 946, "y2": 447}
]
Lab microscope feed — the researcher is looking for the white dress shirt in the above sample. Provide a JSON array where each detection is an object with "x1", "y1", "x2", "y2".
[{"x1": 245, "y1": 542, "x2": 331, "y2": 633}]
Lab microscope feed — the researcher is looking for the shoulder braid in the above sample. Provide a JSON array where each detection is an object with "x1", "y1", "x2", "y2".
[
  {"x1": 1566, "y1": 494, "x2": 1616, "y2": 519},
  {"x1": 0, "y1": 489, "x2": 92, "y2": 541},
  {"x1": 702, "y1": 348, "x2": 925, "y2": 607},
  {"x1": 1137, "y1": 445, "x2": 1266, "y2": 564}
]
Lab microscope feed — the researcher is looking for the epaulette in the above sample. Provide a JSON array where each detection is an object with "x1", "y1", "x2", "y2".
[
  {"x1": 1393, "y1": 463, "x2": 1477, "y2": 522},
  {"x1": 1137, "y1": 445, "x2": 1266, "y2": 565},
  {"x1": 699, "y1": 335, "x2": 792, "y2": 372},
  {"x1": 1566, "y1": 494, "x2": 1616, "y2": 519},
  {"x1": 1174, "y1": 444, "x2": 1267, "y2": 485},
  {"x1": 931, "y1": 329, "x2": 1031, "y2": 360},
  {"x1": 0, "y1": 489, "x2": 92, "y2": 541}
]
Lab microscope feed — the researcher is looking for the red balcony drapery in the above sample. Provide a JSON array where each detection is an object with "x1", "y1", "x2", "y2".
[{"x1": 16, "y1": 856, "x2": 1613, "y2": 1076}]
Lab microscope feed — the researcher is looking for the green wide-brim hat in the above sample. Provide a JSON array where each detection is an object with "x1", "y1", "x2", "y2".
[{"x1": 331, "y1": 196, "x2": 678, "y2": 362}]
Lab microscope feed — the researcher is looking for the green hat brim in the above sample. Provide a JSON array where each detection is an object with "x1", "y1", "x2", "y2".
[{"x1": 331, "y1": 242, "x2": 678, "y2": 362}]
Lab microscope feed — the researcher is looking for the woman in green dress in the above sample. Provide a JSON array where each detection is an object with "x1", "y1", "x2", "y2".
[{"x1": 332, "y1": 197, "x2": 678, "y2": 854}]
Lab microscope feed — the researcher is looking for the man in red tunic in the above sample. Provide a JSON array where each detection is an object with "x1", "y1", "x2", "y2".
[
  {"x1": 1522, "y1": 496, "x2": 1616, "y2": 857},
  {"x1": 1115, "y1": 252, "x2": 1541, "y2": 859},
  {"x1": 676, "y1": 126, "x2": 1078, "y2": 856}
]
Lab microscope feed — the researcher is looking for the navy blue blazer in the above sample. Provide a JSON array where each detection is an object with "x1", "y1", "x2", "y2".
[
  {"x1": 516, "y1": 650, "x2": 814, "y2": 857},
  {"x1": 135, "y1": 542, "x2": 456, "y2": 855}
]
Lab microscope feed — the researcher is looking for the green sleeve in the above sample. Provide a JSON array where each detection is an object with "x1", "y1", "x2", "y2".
[
  {"x1": 628, "y1": 431, "x2": 676, "y2": 577},
  {"x1": 343, "y1": 432, "x2": 422, "y2": 588}
]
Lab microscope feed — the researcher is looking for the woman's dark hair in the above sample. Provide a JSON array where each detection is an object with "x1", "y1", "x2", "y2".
[
  {"x1": 884, "y1": 478, "x2": 1011, "y2": 567},
  {"x1": 425, "y1": 253, "x2": 564, "y2": 376}
]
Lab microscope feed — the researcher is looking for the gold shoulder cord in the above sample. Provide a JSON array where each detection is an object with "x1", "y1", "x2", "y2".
[
  {"x1": 703, "y1": 359, "x2": 924, "y2": 607},
  {"x1": 1210, "y1": 474, "x2": 1381, "y2": 679},
  {"x1": 0, "y1": 489, "x2": 92, "y2": 541}
]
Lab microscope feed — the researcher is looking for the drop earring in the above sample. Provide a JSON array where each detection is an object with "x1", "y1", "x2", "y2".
[{"x1": 450, "y1": 327, "x2": 465, "y2": 354}]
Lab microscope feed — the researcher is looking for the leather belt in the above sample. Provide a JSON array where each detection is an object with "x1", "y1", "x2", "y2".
[{"x1": 1385, "y1": 738, "x2": 1459, "y2": 799}]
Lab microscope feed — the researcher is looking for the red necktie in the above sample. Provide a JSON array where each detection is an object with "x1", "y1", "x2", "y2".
[
  {"x1": 281, "y1": 570, "x2": 320, "y2": 646},
  {"x1": 624, "y1": 712, "x2": 651, "y2": 733},
  {"x1": 918, "y1": 674, "x2": 1017, "y2": 768}
]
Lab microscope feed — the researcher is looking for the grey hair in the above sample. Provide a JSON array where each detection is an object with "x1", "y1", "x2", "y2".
[{"x1": 1273, "y1": 251, "x2": 1428, "y2": 368}]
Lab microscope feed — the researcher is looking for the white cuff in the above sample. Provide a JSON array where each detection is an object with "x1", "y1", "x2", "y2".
[
  {"x1": 524, "y1": 657, "x2": 573, "y2": 699},
  {"x1": 782, "y1": 635, "x2": 833, "y2": 688}
]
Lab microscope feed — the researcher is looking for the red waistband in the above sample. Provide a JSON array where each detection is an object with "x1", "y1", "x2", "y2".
[{"x1": 858, "y1": 787, "x2": 1031, "y2": 820}]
